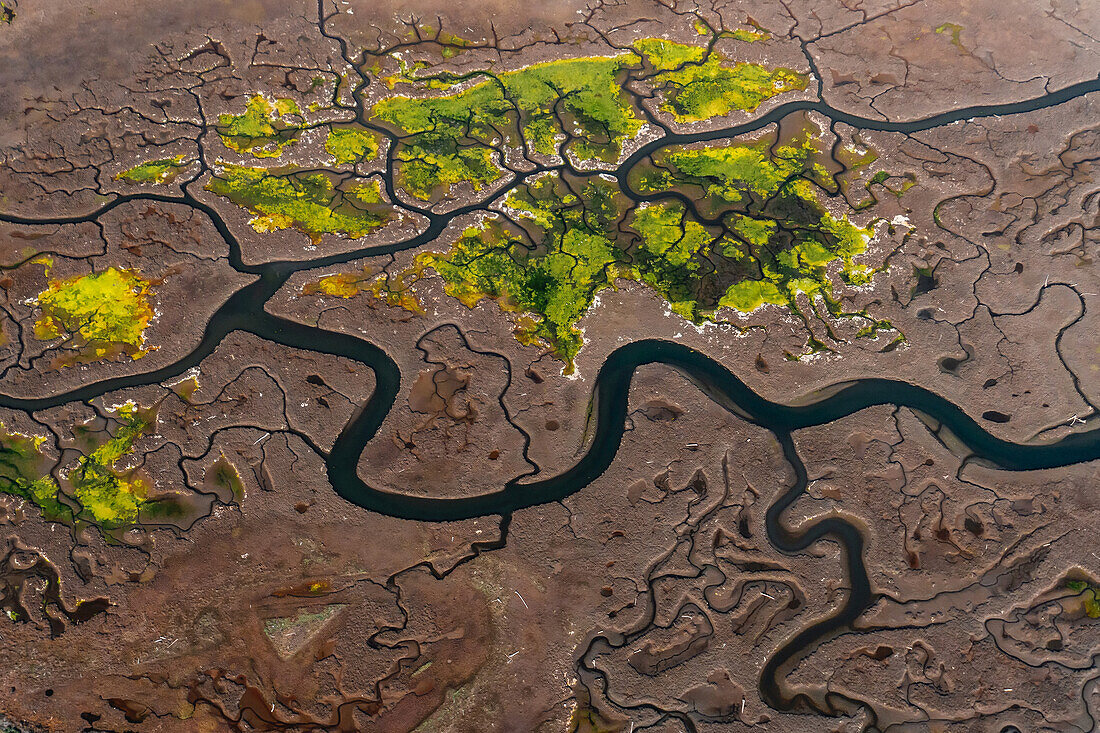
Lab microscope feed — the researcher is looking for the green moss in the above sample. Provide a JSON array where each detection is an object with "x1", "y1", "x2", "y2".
[
  {"x1": 0, "y1": 427, "x2": 71, "y2": 522},
  {"x1": 643, "y1": 41, "x2": 807, "y2": 122},
  {"x1": 867, "y1": 171, "x2": 917, "y2": 198},
  {"x1": 1067, "y1": 580, "x2": 1100, "y2": 618},
  {"x1": 628, "y1": 202, "x2": 714, "y2": 321},
  {"x1": 33, "y1": 268, "x2": 156, "y2": 364},
  {"x1": 633, "y1": 38, "x2": 706, "y2": 71},
  {"x1": 116, "y1": 156, "x2": 187, "y2": 184},
  {"x1": 363, "y1": 128, "x2": 886, "y2": 368},
  {"x1": 205, "y1": 164, "x2": 391, "y2": 241},
  {"x1": 399, "y1": 140, "x2": 501, "y2": 201},
  {"x1": 301, "y1": 266, "x2": 376, "y2": 298},
  {"x1": 658, "y1": 140, "x2": 799, "y2": 201},
  {"x1": 68, "y1": 402, "x2": 155, "y2": 528},
  {"x1": 217, "y1": 95, "x2": 305, "y2": 158},
  {"x1": 376, "y1": 175, "x2": 624, "y2": 371},
  {"x1": 324, "y1": 127, "x2": 380, "y2": 165},
  {"x1": 729, "y1": 28, "x2": 768, "y2": 42},
  {"x1": 633, "y1": 129, "x2": 881, "y2": 321},
  {"x1": 0, "y1": 403, "x2": 155, "y2": 529},
  {"x1": 372, "y1": 53, "x2": 641, "y2": 197}
]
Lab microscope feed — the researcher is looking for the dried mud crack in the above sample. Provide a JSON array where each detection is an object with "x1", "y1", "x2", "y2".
[{"x1": 2, "y1": 1, "x2": 1100, "y2": 730}]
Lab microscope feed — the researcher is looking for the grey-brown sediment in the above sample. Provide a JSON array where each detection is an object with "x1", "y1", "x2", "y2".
[{"x1": 2, "y1": 77, "x2": 1100, "y2": 722}]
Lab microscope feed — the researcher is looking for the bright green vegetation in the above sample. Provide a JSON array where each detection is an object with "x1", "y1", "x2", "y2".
[
  {"x1": 0, "y1": 2, "x2": 13, "y2": 24},
  {"x1": 730, "y1": 28, "x2": 768, "y2": 42},
  {"x1": 0, "y1": 403, "x2": 158, "y2": 529},
  {"x1": 68, "y1": 402, "x2": 154, "y2": 527},
  {"x1": 357, "y1": 125, "x2": 891, "y2": 370},
  {"x1": 116, "y1": 156, "x2": 188, "y2": 184},
  {"x1": 324, "y1": 126, "x2": 380, "y2": 165},
  {"x1": 1067, "y1": 580, "x2": 1100, "y2": 618},
  {"x1": 637, "y1": 129, "x2": 881, "y2": 314},
  {"x1": 370, "y1": 42, "x2": 805, "y2": 199},
  {"x1": 633, "y1": 38, "x2": 705, "y2": 71},
  {"x1": 376, "y1": 174, "x2": 625, "y2": 371},
  {"x1": 302, "y1": 266, "x2": 376, "y2": 298},
  {"x1": 205, "y1": 164, "x2": 391, "y2": 241},
  {"x1": 627, "y1": 202, "x2": 720, "y2": 322},
  {"x1": 217, "y1": 94, "x2": 305, "y2": 158},
  {"x1": 0, "y1": 427, "x2": 71, "y2": 523},
  {"x1": 371, "y1": 53, "x2": 643, "y2": 198},
  {"x1": 34, "y1": 267, "x2": 156, "y2": 364},
  {"x1": 635, "y1": 39, "x2": 807, "y2": 122}
]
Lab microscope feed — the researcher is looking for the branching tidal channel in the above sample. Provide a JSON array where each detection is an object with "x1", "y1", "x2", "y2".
[{"x1": 3, "y1": 71, "x2": 1100, "y2": 720}]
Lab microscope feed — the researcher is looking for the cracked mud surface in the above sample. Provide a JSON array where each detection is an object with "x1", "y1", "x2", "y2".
[{"x1": 0, "y1": 0, "x2": 1099, "y2": 731}]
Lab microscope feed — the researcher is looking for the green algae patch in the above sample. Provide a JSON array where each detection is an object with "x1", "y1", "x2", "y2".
[
  {"x1": 638, "y1": 39, "x2": 807, "y2": 122},
  {"x1": 217, "y1": 95, "x2": 305, "y2": 158},
  {"x1": 203, "y1": 454, "x2": 245, "y2": 501},
  {"x1": 301, "y1": 266, "x2": 376, "y2": 299},
  {"x1": 69, "y1": 402, "x2": 154, "y2": 528},
  {"x1": 371, "y1": 52, "x2": 642, "y2": 197},
  {"x1": 633, "y1": 38, "x2": 706, "y2": 72},
  {"x1": 628, "y1": 202, "x2": 716, "y2": 321},
  {"x1": 644, "y1": 130, "x2": 878, "y2": 314},
  {"x1": 729, "y1": 28, "x2": 768, "y2": 42},
  {"x1": 324, "y1": 127, "x2": 380, "y2": 165},
  {"x1": 205, "y1": 164, "x2": 392, "y2": 242},
  {"x1": 375, "y1": 175, "x2": 626, "y2": 371},
  {"x1": 0, "y1": 426, "x2": 71, "y2": 523},
  {"x1": 416, "y1": 221, "x2": 615, "y2": 370},
  {"x1": 396, "y1": 140, "x2": 501, "y2": 201},
  {"x1": 34, "y1": 267, "x2": 156, "y2": 365},
  {"x1": 367, "y1": 122, "x2": 892, "y2": 369},
  {"x1": 1067, "y1": 580, "x2": 1100, "y2": 618},
  {"x1": 0, "y1": 403, "x2": 157, "y2": 529},
  {"x1": 116, "y1": 156, "x2": 188, "y2": 185},
  {"x1": 935, "y1": 22, "x2": 966, "y2": 51}
]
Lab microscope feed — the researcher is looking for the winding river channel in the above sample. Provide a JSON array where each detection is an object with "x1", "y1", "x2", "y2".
[{"x1": 3, "y1": 74, "x2": 1100, "y2": 716}]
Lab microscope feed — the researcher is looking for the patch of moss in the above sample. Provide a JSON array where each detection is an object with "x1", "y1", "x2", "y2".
[
  {"x1": 34, "y1": 267, "x2": 156, "y2": 365},
  {"x1": 627, "y1": 202, "x2": 715, "y2": 321},
  {"x1": 0, "y1": 403, "x2": 155, "y2": 529},
  {"x1": 633, "y1": 38, "x2": 706, "y2": 71},
  {"x1": 372, "y1": 53, "x2": 641, "y2": 198},
  {"x1": 205, "y1": 164, "x2": 391, "y2": 242},
  {"x1": 324, "y1": 126, "x2": 380, "y2": 165},
  {"x1": 68, "y1": 402, "x2": 155, "y2": 528},
  {"x1": 729, "y1": 28, "x2": 768, "y2": 42},
  {"x1": 0, "y1": 426, "x2": 71, "y2": 522},
  {"x1": 375, "y1": 175, "x2": 624, "y2": 371},
  {"x1": 217, "y1": 95, "x2": 305, "y2": 158},
  {"x1": 396, "y1": 139, "x2": 501, "y2": 201},
  {"x1": 1067, "y1": 580, "x2": 1100, "y2": 618},
  {"x1": 302, "y1": 266, "x2": 376, "y2": 298},
  {"x1": 116, "y1": 156, "x2": 188, "y2": 184},
  {"x1": 935, "y1": 22, "x2": 966, "y2": 51},
  {"x1": 367, "y1": 128, "x2": 885, "y2": 368},
  {"x1": 638, "y1": 40, "x2": 807, "y2": 122}
]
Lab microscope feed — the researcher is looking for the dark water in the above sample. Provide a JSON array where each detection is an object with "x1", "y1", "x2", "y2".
[{"x1": 3, "y1": 75, "x2": 1100, "y2": 716}]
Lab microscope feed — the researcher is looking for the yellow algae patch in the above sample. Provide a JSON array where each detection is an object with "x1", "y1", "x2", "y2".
[
  {"x1": 217, "y1": 94, "x2": 304, "y2": 158},
  {"x1": 69, "y1": 402, "x2": 154, "y2": 527},
  {"x1": 33, "y1": 267, "x2": 156, "y2": 365}
]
